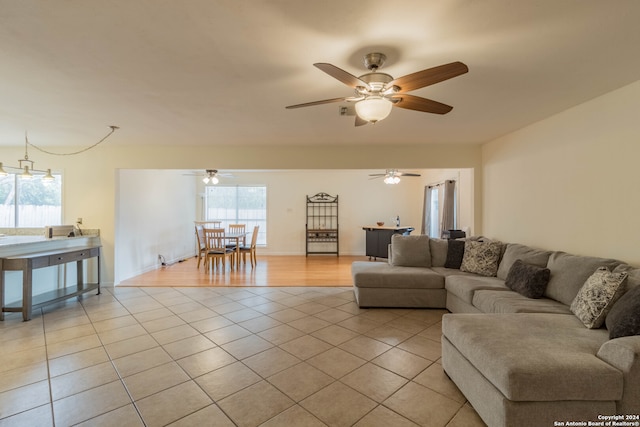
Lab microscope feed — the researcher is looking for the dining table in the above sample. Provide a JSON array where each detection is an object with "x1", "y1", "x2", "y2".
[{"x1": 225, "y1": 232, "x2": 248, "y2": 268}]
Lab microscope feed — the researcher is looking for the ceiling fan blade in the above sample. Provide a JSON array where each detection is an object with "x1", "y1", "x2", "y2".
[
  {"x1": 355, "y1": 115, "x2": 368, "y2": 126},
  {"x1": 391, "y1": 94, "x2": 453, "y2": 114},
  {"x1": 398, "y1": 172, "x2": 421, "y2": 177},
  {"x1": 314, "y1": 63, "x2": 369, "y2": 89},
  {"x1": 285, "y1": 97, "x2": 347, "y2": 109},
  {"x1": 388, "y1": 61, "x2": 468, "y2": 92}
]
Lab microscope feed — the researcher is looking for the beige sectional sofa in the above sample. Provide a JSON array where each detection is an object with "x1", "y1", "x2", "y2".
[{"x1": 351, "y1": 236, "x2": 640, "y2": 427}]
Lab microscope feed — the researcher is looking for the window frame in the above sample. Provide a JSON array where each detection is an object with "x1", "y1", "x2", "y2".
[{"x1": 0, "y1": 171, "x2": 63, "y2": 228}]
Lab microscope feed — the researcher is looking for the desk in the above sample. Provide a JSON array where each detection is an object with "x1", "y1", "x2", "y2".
[
  {"x1": 0, "y1": 245, "x2": 101, "y2": 321},
  {"x1": 225, "y1": 232, "x2": 248, "y2": 268}
]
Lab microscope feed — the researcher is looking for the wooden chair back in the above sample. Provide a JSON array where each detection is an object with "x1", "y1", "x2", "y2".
[{"x1": 203, "y1": 228, "x2": 227, "y2": 252}]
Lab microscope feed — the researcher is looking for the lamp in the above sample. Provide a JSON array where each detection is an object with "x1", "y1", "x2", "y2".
[
  {"x1": 355, "y1": 96, "x2": 393, "y2": 123},
  {"x1": 202, "y1": 176, "x2": 219, "y2": 185},
  {"x1": 384, "y1": 175, "x2": 401, "y2": 184},
  {"x1": 202, "y1": 171, "x2": 219, "y2": 185},
  {"x1": 0, "y1": 133, "x2": 43, "y2": 179},
  {"x1": 383, "y1": 170, "x2": 401, "y2": 184},
  {"x1": 1, "y1": 126, "x2": 119, "y2": 180}
]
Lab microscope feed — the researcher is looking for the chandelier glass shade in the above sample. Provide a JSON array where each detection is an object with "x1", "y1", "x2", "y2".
[
  {"x1": 355, "y1": 96, "x2": 393, "y2": 123},
  {"x1": 202, "y1": 175, "x2": 219, "y2": 185},
  {"x1": 383, "y1": 175, "x2": 401, "y2": 184}
]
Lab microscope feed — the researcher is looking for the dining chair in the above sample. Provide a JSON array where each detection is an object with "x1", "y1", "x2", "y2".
[
  {"x1": 203, "y1": 227, "x2": 235, "y2": 272},
  {"x1": 239, "y1": 225, "x2": 259, "y2": 268},
  {"x1": 194, "y1": 225, "x2": 207, "y2": 268},
  {"x1": 195, "y1": 220, "x2": 222, "y2": 228},
  {"x1": 226, "y1": 224, "x2": 246, "y2": 248}
]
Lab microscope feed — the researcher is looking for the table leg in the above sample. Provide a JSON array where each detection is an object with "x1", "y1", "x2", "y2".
[
  {"x1": 77, "y1": 259, "x2": 84, "y2": 292},
  {"x1": 0, "y1": 263, "x2": 4, "y2": 321},
  {"x1": 23, "y1": 262, "x2": 33, "y2": 321}
]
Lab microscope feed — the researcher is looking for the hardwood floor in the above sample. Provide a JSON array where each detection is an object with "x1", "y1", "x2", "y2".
[{"x1": 118, "y1": 255, "x2": 373, "y2": 287}]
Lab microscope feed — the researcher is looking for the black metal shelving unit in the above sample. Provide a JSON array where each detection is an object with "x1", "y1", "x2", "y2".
[{"x1": 305, "y1": 193, "x2": 339, "y2": 256}]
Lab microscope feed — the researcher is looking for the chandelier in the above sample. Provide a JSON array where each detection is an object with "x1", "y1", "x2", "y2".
[{"x1": 0, "y1": 126, "x2": 119, "y2": 180}]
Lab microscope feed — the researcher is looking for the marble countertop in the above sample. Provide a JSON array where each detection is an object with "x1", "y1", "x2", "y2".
[{"x1": 0, "y1": 230, "x2": 100, "y2": 256}]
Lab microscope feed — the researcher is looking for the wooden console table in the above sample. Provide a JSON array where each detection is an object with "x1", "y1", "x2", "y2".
[{"x1": 0, "y1": 245, "x2": 101, "y2": 321}]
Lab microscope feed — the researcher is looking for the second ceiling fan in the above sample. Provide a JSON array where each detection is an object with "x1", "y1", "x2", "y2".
[{"x1": 286, "y1": 53, "x2": 468, "y2": 125}]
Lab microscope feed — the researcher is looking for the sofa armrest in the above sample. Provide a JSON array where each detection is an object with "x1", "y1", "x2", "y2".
[{"x1": 597, "y1": 336, "x2": 640, "y2": 414}]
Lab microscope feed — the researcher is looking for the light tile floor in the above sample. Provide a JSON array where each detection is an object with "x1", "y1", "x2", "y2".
[{"x1": 0, "y1": 286, "x2": 487, "y2": 427}]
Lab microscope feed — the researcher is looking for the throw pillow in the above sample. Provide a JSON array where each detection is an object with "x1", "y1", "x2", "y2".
[
  {"x1": 606, "y1": 285, "x2": 640, "y2": 339},
  {"x1": 460, "y1": 240, "x2": 503, "y2": 277},
  {"x1": 429, "y1": 238, "x2": 449, "y2": 267},
  {"x1": 505, "y1": 259, "x2": 551, "y2": 299},
  {"x1": 570, "y1": 267, "x2": 628, "y2": 329},
  {"x1": 444, "y1": 239, "x2": 465, "y2": 269},
  {"x1": 389, "y1": 234, "x2": 431, "y2": 268}
]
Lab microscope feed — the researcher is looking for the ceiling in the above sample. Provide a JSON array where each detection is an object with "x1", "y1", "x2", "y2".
[{"x1": 1, "y1": 0, "x2": 639, "y2": 148}]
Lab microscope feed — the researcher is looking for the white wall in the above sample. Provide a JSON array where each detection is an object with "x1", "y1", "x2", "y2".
[
  {"x1": 114, "y1": 168, "x2": 474, "y2": 283},
  {"x1": 482, "y1": 80, "x2": 640, "y2": 265},
  {"x1": 115, "y1": 169, "x2": 196, "y2": 283},
  {"x1": 193, "y1": 169, "x2": 429, "y2": 256}
]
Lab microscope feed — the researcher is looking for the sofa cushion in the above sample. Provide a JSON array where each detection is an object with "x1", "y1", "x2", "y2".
[
  {"x1": 445, "y1": 274, "x2": 508, "y2": 304},
  {"x1": 390, "y1": 234, "x2": 431, "y2": 268},
  {"x1": 460, "y1": 240, "x2": 503, "y2": 277},
  {"x1": 544, "y1": 252, "x2": 622, "y2": 306},
  {"x1": 429, "y1": 238, "x2": 448, "y2": 267},
  {"x1": 497, "y1": 243, "x2": 551, "y2": 280},
  {"x1": 613, "y1": 264, "x2": 640, "y2": 289},
  {"x1": 505, "y1": 259, "x2": 551, "y2": 299},
  {"x1": 472, "y1": 290, "x2": 573, "y2": 314},
  {"x1": 571, "y1": 267, "x2": 628, "y2": 329},
  {"x1": 606, "y1": 285, "x2": 640, "y2": 339},
  {"x1": 442, "y1": 313, "x2": 622, "y2": 402},
  {"x1": 444, "y1": 239, "x2": 465, "y2": 269},
  {"x1": 351, "y1": 261, "x2": 444, "y2": 289}
]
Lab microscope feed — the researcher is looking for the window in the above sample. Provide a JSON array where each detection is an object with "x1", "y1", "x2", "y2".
[
  {"x1": 0, "y1": 173, "x2": 62, "y2": 227},
  {"x1": 205, "y1": 185, "x2": 266, "y2": 245},
  {"x1": 424, "y1": 181, "x2": 457, "y2": 238},
  {"x1": 428, "y1": 186, "x2": 440, "y2": 238}
]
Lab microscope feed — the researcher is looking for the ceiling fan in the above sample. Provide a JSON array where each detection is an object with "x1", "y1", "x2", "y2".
[
  {"x1": 286, "y1": 53, "x2": 468, "y2": 125},
  {"x1": 184, "y1": 169, "x2": 233, "y2": 185},
  {"x1": 370, "y1": 169, "x2": 421, "y2": 184}
]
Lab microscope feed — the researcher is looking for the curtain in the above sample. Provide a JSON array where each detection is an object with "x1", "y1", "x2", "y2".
[
  {"x1": 440, "y1": 180, "x2": 456, "y2": 236},
  {"x1": 421, "y1": 186, "x2": 431, "y2": 235}
]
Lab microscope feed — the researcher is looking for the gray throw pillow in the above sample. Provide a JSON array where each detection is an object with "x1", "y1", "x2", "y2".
[
  {"x1": 571, "y1": 267, "x2": 628, "y2": 329},
  {"x1": 390, "y1": 235, "x2": 431, "y2": 268},
  {"x1": 505, "y1": 259, "x2": 551, "y2": 299},
  {"x1": 496, "y1": 243, "x2": 551, "y2": 280},
  {"x1": 444, "y1": 239, "x2": 465, "y2": 269},
  {"x1": 606, "y1": 285, "x2": 640, "y2": 339},
  {"x1": 429, "y1": 238, "x2": 448, "y2": 267},
  {"x1": 460, "y1": 240, "x2": 503, "y2": 277}
]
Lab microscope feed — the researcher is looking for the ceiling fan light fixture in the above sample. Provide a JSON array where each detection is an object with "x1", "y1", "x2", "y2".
[
  {"x1": 355, "y1": 96, "x2": 392, "y2": 123},
  {"x1": 384, "y1": 175, "x2": 401, "y2": 185}
]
